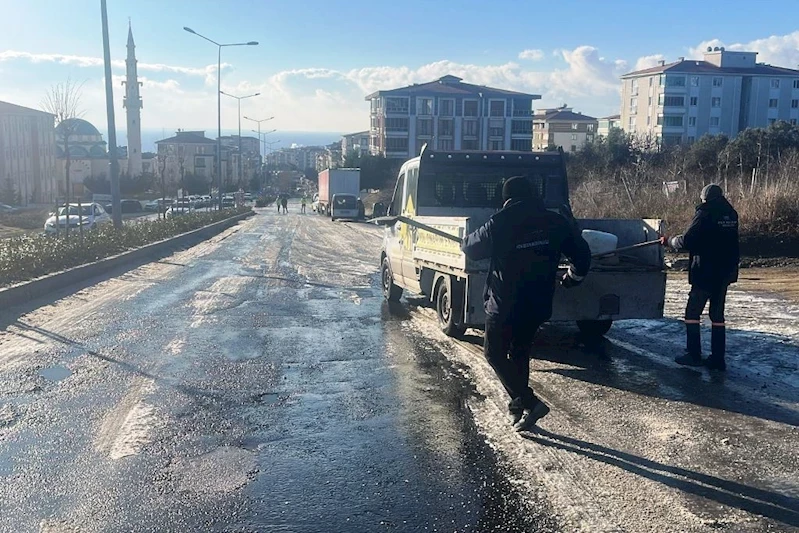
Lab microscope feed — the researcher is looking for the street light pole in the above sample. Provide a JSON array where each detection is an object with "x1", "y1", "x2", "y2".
[
  {"x1": 183, "y1": 27, "x2": 257, "y2": 209},
  {"x1": 244, "y1": 116, "x2": 274, "y2": 162},
  {"x1": 221, "y1": 92, "x2": 259, "y2": 191}
]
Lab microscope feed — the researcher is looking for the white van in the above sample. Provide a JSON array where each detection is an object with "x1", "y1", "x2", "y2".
[{"x1": 330, "y1": 193, "x2": 359, "y2": 221}]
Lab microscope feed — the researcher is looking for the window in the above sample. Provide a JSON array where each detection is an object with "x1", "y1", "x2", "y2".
[
  {"x1": 658, "y1": 75, "x2": 666, "y2": 87},
  {"x1": 688, "y1": 117, "x2": 696, "y2": 127},
  {"x1": 794, "y1": 80, "x2": 799, "y2": 89},
  {"x1": 649, "y1": 77, "x2": 654, "y2": 87},
  {"x1": 463, "y1": 120, "x2": 478, "y2": 136},
  {"x1": 771, "y1": 79, "x2": 781, "y2": 89},
  {"x1": 489, "y1": 100, "x2": 506, "y2": 117},
  {"x1": 628, "y1": 117, "x2": 636, "y2": 132},
  {"x1": 665, "y1": 76, "x2": 686, "y2": 87},
  {"x1": 664, "y1": 95, "x2": 685, "y2": 107},
  {"x1": 488, "y1": 140, "x2": 504, "y2": 150},
  {"x1": 511, "y1": 120, "x2": 532, "y2": 134},
  {"x1": 712, "y1": 97, "x2": 722, "y2": 107},
  {"x1": 648, "y1": 96, "x2": 652, "y2": 106},
  {"x1": 769, "y1": 118, "x2": 777, "y2": 125},
  {"x1": 489, "y1": 119, "x2": 504, "y2": 137},
  {"x1": 629, "y1": 97, "x2": 637, "y2": 113},
  {"x1": 418, "y1": 98, "x2": 433, "y2": 116},
  {"x1": 710, "y1": 117, "x2": 720, "y2": 126},
  {"x1": 571, "y1": 133, "x2": 578, "y2": 141},
  {"x1": 793, "y1": 100, "x2": 799, "y2": 109},
  {"x1": 769, "y1": 99, "x2": 779, "y2": 108},
  {"x1": 586, "y1": 134, "x2": 594, "y2": 143},
  {"x1": 690, "y1": 76, "x2": 699, "y2": 87},
  {"x1": 712, "y1": 77, "x2": 723, "y2": 87},
  {"x1": 510, "y1": 139, "x2": 531, "y2": 151},
  {"x1": 385, "y1": 137, "x2": 409, "y2": 152},
  {"x1": 463, "y1": 100, "x2": 479, "y2": 117},
  {"x1": 570, "y1": 145, "x2": 577, "y2": 152},
  {"x1": 439, "y1": 118, "x2": 454, "y2": 137},
  {"x1": 439, "y1": 139, "x2": 453, "y2": 150},
  {"x1": 657, "y1": 93, "x2": 665, "y2": 106},
  {"x1": 385, "y1": 97, "x2": 409, "y2": 114},
  {"x1": 389, "y1": 173, "x2": 405, "y2": 216},
  {"x1": 630, "y1": 79, "x2": 639, "y2": 95},
  {"x1": 462, "y1": 139, "x2": 479, "y2": 150},
  {"x1": 440, "y1": 99, "x2": 454, "y2": 117},
  {"x1": 647, "y1": 116, "x2": 651, "y2": 126},
  {"x1": 385, "y1": 117, "x2": 409, "y2": 132},
  {"x1": 571, "y1": 123, "x2": 579, "y2": 130},
  {"x1": 417, "y1": 118, "x2": 433, "y2": 135},
  {"x1": 587, "y1": 124, "x2": 595, "y2": 132},
  {"x1": 658, "y1": 115, "x2": 683, "y2": 127},
  {"x1": 690, "y1": 96, "x2": 698, "y2": 106}
]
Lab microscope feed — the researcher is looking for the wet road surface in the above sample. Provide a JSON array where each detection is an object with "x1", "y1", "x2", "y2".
[
  {"x1": 0, "y1": 207, "x2": 554, "y2": 532},
  {"x1": 1, "y1": 204, "x2": 798, "y2": 532}
]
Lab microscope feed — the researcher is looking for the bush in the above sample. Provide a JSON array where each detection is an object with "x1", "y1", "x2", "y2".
[{"x1": 0, "y1": 207, "x2": 251, "y2": 288}]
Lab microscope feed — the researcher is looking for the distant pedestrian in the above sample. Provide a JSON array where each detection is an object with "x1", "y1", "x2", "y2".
[
  {"x1": 276, "y1": 195, "x2": 281, "y2": 213},
  {"x1": 281, "y1": 196, "x2": 288, "y2": 214},
  {"x1": 660, "y1": 184, "x2": 739, "y2": 371},
  {"x1": 301, "y1": 196, "x2": 307, "y2": 214},
  {"x1": 461, "y1": 177, "x2": 591, "y2": 432}
]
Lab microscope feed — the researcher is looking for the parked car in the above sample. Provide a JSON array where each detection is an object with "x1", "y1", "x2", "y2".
[
  {"x1": 222, "y1": 196, "x2": 235, "y2": 208},
  {"x1": 166, "y1": 200, "x2": 195, "y2": 218},
  {"x1": 44, "y1": 203, "x2": 111, "y2": 233},
  {"x1": 105, "y1": 199, "x2": 143, "y2": 214},
  {"x1": 0, "y1": 203, "x2": 17, "y2": 213},
  {"x1": 244, "y1": 193, "x2": 254, "y2": 202},
  {"x1": 144, "y1": 198, "x2": 174, "y2": 212}
]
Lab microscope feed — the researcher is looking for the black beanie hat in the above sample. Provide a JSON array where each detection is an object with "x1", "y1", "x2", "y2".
[
  {"x1": 700, "y1": 183, "x2": 723, "y2": 202},
  {"x1": 502, "y1": 176, "x2": 532, "y2": 203}
]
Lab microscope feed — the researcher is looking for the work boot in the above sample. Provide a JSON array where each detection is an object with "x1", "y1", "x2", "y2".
[
  {"x1": 508, "y1": 399, "x2": 524, "y2": 425},
  {"x1": 686, "y1": 322, "x2": 702, "y2": 358},
  {"x1": 706, "y1": 324, "x2": 726, "y2": 371},
  {"x1": 514, "y1": 400, "x2": 550, "y2": 432},
  {"x1": 675, "y1": 351, "x2": 704, "y2": 367}
]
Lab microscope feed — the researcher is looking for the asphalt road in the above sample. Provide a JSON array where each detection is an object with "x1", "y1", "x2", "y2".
[{"x1": 0, "y1": 204, "x2": 797, "y2": 532}]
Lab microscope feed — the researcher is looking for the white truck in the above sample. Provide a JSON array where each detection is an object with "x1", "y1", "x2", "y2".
[
  {"x1": 316, "y1": 168, "x2": 361, "y2": 218},
  {"x1": 378, "y1": 148, "x2": 666, "y2": 339}
]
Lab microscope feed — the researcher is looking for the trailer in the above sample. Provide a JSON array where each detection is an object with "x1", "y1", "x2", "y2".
[
  {"x1": 378, "y1": 148, "x2": 666, "y2": 339},
  {"x1": 316, "y1": 168, "x2": 360, "y2": 216}
]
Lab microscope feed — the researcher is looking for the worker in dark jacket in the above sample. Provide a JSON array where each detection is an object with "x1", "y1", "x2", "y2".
[
  {"x1": 660, "y1": 183, "x2": 739, "y2": 370},
  {"x1": 461, "y1": 177, "x2": 592, "y2": 431}
]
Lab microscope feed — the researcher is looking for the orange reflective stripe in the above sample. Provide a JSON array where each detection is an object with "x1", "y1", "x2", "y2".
[
  {"x1": 684, "y1": 319, "x2": 701, "y2": 324},
  {"x1": 711, "y1": 322, "x2": 726, "y2": 327}
]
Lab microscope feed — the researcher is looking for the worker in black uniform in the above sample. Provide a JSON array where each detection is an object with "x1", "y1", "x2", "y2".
[
  {"x1": 660, "y1": 183, "x2": 739, "y2": 370},
  {"x1": 461, "y1": 177, "x2": 592, "y2": 431}
]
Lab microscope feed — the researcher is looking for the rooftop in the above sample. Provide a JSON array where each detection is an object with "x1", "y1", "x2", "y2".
[
  {"x1": 0, "y1": 101, "x2": 54, "y2": 117},
  {"x1": 534, "y1": 107, "x2": 597, "y2": 122},
  {"x1": 156, "y1": 130, "x2": 216, "y2": 144},
  {"x1": 622, "y1": 50, "x2": 799, "y2": 78},
  {"x1": 55, "y1": 118, "x2": 102, "y2": 137},
  {"x1": 365, "y1": 74, "x2": 540, "y2": 100}
]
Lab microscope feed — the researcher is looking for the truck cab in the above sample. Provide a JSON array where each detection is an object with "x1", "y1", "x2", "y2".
[{"x1": 380, "y1": 148, "x2": 666, "y2": 339}]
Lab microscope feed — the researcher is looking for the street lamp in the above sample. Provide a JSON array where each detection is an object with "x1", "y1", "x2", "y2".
[
  {"x1": 264, "y1": 139, "x2": 281, "y2": 190},
  {"x1": 244, "y1": 115, "x2": 274, "y2": 163},
  {"x1": 183, "y1": 26, "x2": 258, "y2": 209},
  {"x1": 221, "y1": 91, "x2": 259, "y2": 190}
]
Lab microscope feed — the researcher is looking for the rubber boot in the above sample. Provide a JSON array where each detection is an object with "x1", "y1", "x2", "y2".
[
  {"x1": 706, "y1": 326, "x2": 727, "y2": 371},
  {"x1": 676, "y1": 323, "x2": 703, "y2": 366}
]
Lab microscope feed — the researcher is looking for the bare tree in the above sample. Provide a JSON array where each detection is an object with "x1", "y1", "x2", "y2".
[{"x1": 42, "y1": 78, "x2": 85, "y2": 238}]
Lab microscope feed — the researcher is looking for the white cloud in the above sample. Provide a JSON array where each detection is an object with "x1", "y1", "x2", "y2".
[
  {"x1": 518, "y1": 49, "x2": 544, "y2": 61},
  {"x1": 689, "y1": 31, "x2": 799, "y2": 68},
  {"x1": 634, "y1": 54, "x2": 666, "y2": 71}
]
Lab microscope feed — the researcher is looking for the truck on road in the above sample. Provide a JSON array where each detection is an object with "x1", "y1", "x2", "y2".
[
  {"x1": 379, "y1": 148, "x2": 666, "y2": 339},
  {"x1": 316, "y1": 168, "x2": 360, "y2": 217}
]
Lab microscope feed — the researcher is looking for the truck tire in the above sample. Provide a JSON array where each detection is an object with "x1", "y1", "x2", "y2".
[
  {"x1": 576, "y1": 319, "x2": 613, "y2": 339},
  {"x1": 381, "y1": 258, "x2": 403, "y2": 302},
  {"x1": 435, "y1": 278, "x2": 466, "y2": 338}
]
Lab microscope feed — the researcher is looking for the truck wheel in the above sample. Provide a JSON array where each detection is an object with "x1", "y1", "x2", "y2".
[
  {"x1": 381, "y1": 258, "x2": 403, "y2": 302},
  {"x1": 576, "y1": 320, "x2": 613, "y2": 339},
  {"x1": 436, "y1": 278, "x2": 466, "y2": 338}
]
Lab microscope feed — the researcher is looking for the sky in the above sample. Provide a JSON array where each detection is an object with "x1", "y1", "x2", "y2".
[{"x1": 3, "y1": 0, "x2": 799, "y2": 149}]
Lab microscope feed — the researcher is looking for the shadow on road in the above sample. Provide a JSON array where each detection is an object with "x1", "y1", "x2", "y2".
[{"x1": 522, "y1": 428, "x2": 799, "y2": 528}]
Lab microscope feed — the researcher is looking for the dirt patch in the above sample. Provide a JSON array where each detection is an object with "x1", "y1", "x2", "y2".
[{"x1": 669, "y1": 266, "x2": 799, "y2": 304}]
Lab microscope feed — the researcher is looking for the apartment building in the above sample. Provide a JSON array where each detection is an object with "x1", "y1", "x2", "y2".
[
  {"x1": 266, "y1": 145, "x2": 327, "y2": 170},
  {"x1": 532, "y1": 106, "x2": 598, "y2": 152},
  {"x1": 155, "y1": 130, "x2": 216, "y2": 184},
  {"x1": 0, "y1": 101, "x2": 57, "y2": 203},
  {"x1": 365, "y1": 75, "x2": 540, "y2": 158},
  {"x1": 341, "y1": 130, "x2": 370, "y2": 159},
  {"x1": 597, "y1": 114, "x2": 621, "y2": 137},
  {"x1": 621, "y1": 47, "x2": 799, "y2": 145}
]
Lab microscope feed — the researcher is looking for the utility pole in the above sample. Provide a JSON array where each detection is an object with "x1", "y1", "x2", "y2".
[
  {"x1": 101, "y1": 0, "x2": 122, "y2": 228},
  {"x1": 221, "y1": 92, "x2": 259, "y2": 190}
]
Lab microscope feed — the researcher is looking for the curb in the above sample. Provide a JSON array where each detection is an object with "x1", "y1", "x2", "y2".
[{"x1": 0, "y1": 210, "x2": 255, "y2": 310}]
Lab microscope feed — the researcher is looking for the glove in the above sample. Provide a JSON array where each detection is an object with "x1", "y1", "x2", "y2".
[
  {"x1": 658, "y1": 235, "x2": 670, "y2": 246},
  {"x1": 560, "y1": 271, "x2": 582, "y2": 289}
]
